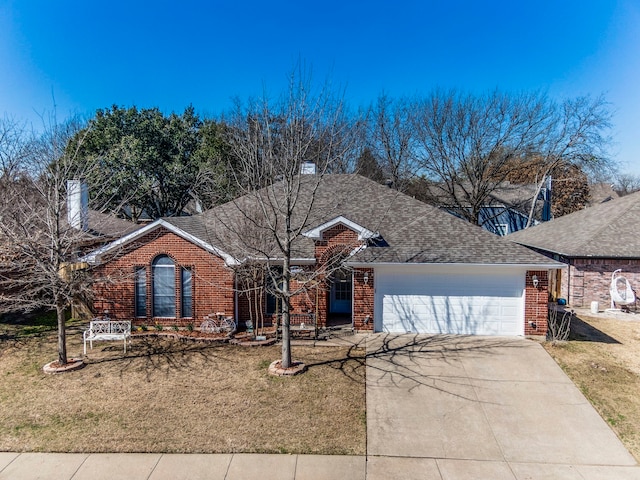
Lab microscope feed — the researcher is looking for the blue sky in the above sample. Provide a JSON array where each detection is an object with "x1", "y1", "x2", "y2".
[{"x1": 1, "y1": 0, "x2": 639, "y2": 175}]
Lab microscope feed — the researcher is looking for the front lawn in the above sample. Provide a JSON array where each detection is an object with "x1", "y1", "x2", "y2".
[
  {"x1": 544, "y1": 311, "x2": 640, "y2": 461},
  {"x1": 0, "y1": 320, "x2": 366, "y2": 454}
]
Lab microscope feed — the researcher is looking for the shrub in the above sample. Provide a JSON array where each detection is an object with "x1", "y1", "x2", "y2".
[{"x1": 547, "y1": 307, "x2": 573, "y2": 343}]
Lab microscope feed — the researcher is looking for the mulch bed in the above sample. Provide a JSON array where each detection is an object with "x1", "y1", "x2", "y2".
[
  {"x1": 42, "y1": 358, "x2": 85, "y2": 374},
  {"x1": 130, "y1": 329, "x2": 278, "y2": 345}
]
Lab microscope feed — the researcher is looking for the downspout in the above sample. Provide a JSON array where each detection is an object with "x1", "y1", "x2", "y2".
[
  {"x1": 234, "y1": 275, "x2": 239, "y2": 326},
  {"x1": 351, "y1": 269, "x2": 355, "y2": 331},
  {"x1": 567, "y1": 262, "x2": 572, "y2": 306}
]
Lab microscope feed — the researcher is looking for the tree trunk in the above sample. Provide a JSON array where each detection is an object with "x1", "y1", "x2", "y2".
[
  {"x1": 57, "y1": 303, "x2": 68, "y2": 365},
  {"x1": 281, "y1": 256, "x2": 292, "y2": 369}
]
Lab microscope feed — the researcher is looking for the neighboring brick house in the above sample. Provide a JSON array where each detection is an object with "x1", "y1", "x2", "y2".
[
  {"x1": 508, "y1": 191, "x2": 640, "y2": 309},
  {"x1": 85, "y1": 174, "x2": 560, "y2": 336}
]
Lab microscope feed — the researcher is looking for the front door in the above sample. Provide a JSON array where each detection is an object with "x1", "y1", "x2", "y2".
[{"x1": 330, "y1": 269, "x2": 352, "y2": 314}]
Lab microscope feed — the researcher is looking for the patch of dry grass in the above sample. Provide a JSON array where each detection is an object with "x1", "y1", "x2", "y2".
[
  {"x1": 0, "y1": 325, "x2": 366, "y2": 454},
  {"x1": 543, "y1": 313, "x2": 640, "y2": 460}
]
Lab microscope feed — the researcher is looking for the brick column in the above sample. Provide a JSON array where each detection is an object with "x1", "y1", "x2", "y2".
[
  {"x1": 524, "y1": 270, "x2": 548, "y2": 336},
  {"x1": 353, "y1": 268, "x2": 374, "y2": 331}
]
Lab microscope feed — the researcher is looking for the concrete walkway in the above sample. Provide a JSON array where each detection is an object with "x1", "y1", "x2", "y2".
[
  {"x1": 2, "y1": 334, "x2": 640, "y2": 479},
  {"x1": 0, "y1": 453, "x2": 365, "y2": 480}
]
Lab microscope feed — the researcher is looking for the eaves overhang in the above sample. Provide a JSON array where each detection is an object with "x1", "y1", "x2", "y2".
[{"x1": 80, "y1": 219, "x2": 240, "y2": 266}]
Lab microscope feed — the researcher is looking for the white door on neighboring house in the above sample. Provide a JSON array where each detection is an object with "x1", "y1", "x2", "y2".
[{"x1": 330, "y1": 269, "x2": 353, "y2": 314}]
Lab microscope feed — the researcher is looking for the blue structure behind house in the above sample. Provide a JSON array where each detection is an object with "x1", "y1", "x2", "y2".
[{"x1": 445, "y1": 206, "x2": 534, "y2": 236}]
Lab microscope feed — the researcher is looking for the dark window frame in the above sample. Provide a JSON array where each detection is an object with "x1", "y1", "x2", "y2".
[
  {"x1": 265, "y1": 266, "x2": 283, "y2": 315},
  {"x1": 181, "y1": 267, "x2": 193, "y2": 318},
  {"x1": 134, "y1": 266, "x2": 147, "y2": 317}
]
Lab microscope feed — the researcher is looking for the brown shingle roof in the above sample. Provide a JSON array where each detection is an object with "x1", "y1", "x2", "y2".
[
  {"x1": 165, "y1": 174, "x2": 556, "y2": 266},
  {"x1": 507, "y1": 190, "x2": 640, "y2": 258},
  {"x1": 86, "y1": 210, "x2": 140, "y2": 239}
]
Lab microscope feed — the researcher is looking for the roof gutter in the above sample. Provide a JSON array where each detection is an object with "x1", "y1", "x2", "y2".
[{"x1": 345, "y1": 261, "x2": 565, "y2": 269}]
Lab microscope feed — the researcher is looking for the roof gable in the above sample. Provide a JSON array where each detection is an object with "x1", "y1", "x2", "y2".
[
  {"x1": 508, "y1": 190, "x2": 640, "y2": 258},
  {"x1": 82, "y1": 219, "x2": 238, "y2": 266},
  {"x1": 303, "y1": 216, "x2": 377, "y2": 241}
]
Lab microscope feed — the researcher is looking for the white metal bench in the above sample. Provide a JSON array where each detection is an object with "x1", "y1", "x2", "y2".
[{"x1": 83, "y1": 320, "x2": 131, "y2": 354}]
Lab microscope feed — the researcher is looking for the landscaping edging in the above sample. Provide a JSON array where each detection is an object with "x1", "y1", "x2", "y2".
[
  {"x1": 131, "y1": 330, "x2": 281, "y2": 346},
  {"x1": 230, "y1": 337, "x2": 277, "y2": 347},
  {"x1": 43, "y1": 358, "x2": 84, "y2": 374},
  {"x1": 131, "y1": 331, "x2": 232, "y2": 343},
  {"x1": 268, "y1": 360, "x2": 307, "y2": 376}
]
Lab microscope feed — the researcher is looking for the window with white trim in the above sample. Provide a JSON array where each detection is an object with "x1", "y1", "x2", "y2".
[{"x1": 152, "y1": 255, "x2": 176, "y2": 317}]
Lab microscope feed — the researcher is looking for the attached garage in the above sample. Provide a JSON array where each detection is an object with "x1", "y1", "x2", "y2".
[{"x1": 374, "y1": 265, "x2": 526, "y2": 336}]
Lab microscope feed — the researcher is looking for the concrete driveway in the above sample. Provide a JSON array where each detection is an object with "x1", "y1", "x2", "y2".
[{"x1": 365, "y1": 334, "x2": 640, "y2": 480}]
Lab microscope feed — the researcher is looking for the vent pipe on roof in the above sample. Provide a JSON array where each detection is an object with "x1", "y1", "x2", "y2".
[
  {"x1": 300, "y1": 161, "x2": 316, "y2": 174},
  {"x1": 67, "y1": 180, "x2": 89, "y2": 231}
]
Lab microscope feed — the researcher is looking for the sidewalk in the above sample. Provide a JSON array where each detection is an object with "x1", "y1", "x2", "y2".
[
  {"x1": 0, "y1": 452, "x2": 366, "y2": 480},
  {"x1": 5, "y1": 451, "x2": 640, "y2": 480}
]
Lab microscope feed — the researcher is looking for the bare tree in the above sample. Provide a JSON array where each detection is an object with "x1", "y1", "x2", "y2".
[
  {"x1": 221, "y1": 71, "x2": 357, "y2": 369},
  {"x1": 522, "y1": 95, "x2": 612, "y2": 226},
  {"x1": 0, "y1": 116, "x2": 129, "y2": 366},
  {"x1": 409, "y1": 89, "x2": 612, "y2": 226},
  {"x1": 411, "y1": 89, "x2": 551, "y2": 224},
  {"x1": 0, "y1": 116, "x2": 30, "y2": 183},
  {"x1": 366, "y1": 94, "x2": 417, "y2": 191},
  {"x1": 614, "y1": 173, "x2": 640, "y2": 196}
]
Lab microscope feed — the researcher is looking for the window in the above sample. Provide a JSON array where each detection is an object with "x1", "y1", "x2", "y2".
[
  {"x1": 333, "y1": 269, "x2": 352, "y2": 301},
  {"x1": 494, "y1": 224, "x2": 509, "y2": 236},
  {"x1": 134, "y1": 267, "x2": 146, "y2": 317},
  {"x1": 265, "y1": 266, "x2": 283, "y2": 315},
  {"x1": 152, "y1": 255, "x2": 176, "y2": 317},
  {"x1": 138, "y1": 256, "x2": 192, "y2": 319},
  {"x1": 181, "y1": 267, "x2": 192, "y2": 318}
]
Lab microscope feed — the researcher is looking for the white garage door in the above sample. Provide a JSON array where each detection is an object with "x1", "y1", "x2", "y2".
[{"x1": 375, "y1": 266, "x2": 525, "y2": 336}]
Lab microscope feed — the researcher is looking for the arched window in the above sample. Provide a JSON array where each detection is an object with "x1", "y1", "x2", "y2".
[{"x1": 152, "y1": 255, "x2": 175, "y2": 317}]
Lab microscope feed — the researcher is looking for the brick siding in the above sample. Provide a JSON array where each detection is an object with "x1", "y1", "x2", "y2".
[
  {"x1": 92, "y1": 222, "x2": 538, "y2": 336},
  {"x1": 562, "y1": 258, "x2": 640, "y2": 308},
  {"x1": 524, "y1": 270, "x2": 549, "y2": 336},
  {"x1": 93, "y1": 227, "x2": 234, "y2": 327},
  {"x1": 185, "y1": 222, "x2": 369, "y2": 331},
  {"x1": 353, "y1": 267, "x2": 374, "y2": 331}
]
